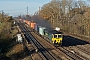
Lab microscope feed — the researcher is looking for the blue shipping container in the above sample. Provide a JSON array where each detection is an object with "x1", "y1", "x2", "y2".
[{"x1": 35, "y1": 24, "x2": 38, "y2": 31}]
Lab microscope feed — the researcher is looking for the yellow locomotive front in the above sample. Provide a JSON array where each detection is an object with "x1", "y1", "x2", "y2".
[{"x1": 52, "y1": 33, "x2": 63, "y2": 46}]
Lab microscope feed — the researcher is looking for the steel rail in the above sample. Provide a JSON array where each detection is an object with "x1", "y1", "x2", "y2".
[{"x1": 15, "y1": 19, "x2": 56, "y2": 60}]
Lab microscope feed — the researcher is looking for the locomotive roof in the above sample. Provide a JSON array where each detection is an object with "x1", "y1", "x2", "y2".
[{"x1": 50, "y1": 30, "x2": 62, "y2": 34}]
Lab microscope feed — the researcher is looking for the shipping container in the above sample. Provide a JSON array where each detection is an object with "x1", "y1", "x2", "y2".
[
  {"x1": 44, "y1": 29, "x2": 49, "y2": 37},
  {"x1": 38, "y1": 26, "x2": 41, "y2": 34},
  {"x1": 23, "y1": 20, "x2": 26, "y2": 23},
  {"x1": 35, "y1": 24, "x2": 39, "y2": 32},
  {"x1": 45, "y1": 30, "x2": 52, "y2": 40},
  {"x1": 39, "y1": 27, "x2": 46, "y2": 35},
  {"x1": 44, "y1": 29, "x2": 52, "y2": 43},
  {"x1": 25, "y1": 20, "x2": 31, "y2": 25},
  {"x1": 48, "y1": 33, "x2": 52, "y2": 40},
  {"x1": 30, "y1": 22, "x2": 36, "y2": 29}
]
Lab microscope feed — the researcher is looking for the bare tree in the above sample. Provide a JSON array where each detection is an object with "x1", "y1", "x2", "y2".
[{"x1": 39, "y1": 0, "x2": 90, "y2": 37}]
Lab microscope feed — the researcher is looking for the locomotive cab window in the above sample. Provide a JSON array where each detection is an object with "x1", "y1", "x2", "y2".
[
  {"x1": 54, "y1": 35, "x2": 57, "y2": 38},
  {"x1": 58, "y1": 35, "x2": 62, "y2": 38}
]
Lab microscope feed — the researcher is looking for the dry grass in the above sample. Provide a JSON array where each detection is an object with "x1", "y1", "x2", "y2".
[{"x1": 6, "y1": 44, "x2": 24, "y2": 57}]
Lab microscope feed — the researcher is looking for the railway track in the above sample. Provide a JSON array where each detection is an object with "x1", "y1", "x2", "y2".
[
  {"x1": 26, "y1": 22, "x2": 88, "y2": 60},
  {"x1": 57, "y1": 47, "x2": 85, "y2": 60},
  {"x1": 72, "y1": 38, "x2": 90, "y2": 55},
  {"x1": 15, "y1": 19, "x2": 57, "y2": 60},
  {"x1": 16, "y1": 20, "x2": 77, "y2": 60},
  {"x1": 63, "y1": 35, "x2": 90, "y2": 60},
  {"x1": 15, "y1": 19, "x2": 90, "y2": 60},
  {"x1": 30, "y1": 31, "x2": 71, "y2": 60}
]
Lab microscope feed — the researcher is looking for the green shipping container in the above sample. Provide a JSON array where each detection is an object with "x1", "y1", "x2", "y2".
[
  {"x1": 44, "y1": 29, "x2": 48, "y2": 37},
  {"x1": 48, "y1": 33, "x2": 52, "y2": 40},
  {"x1": 39, "y1": 27, "x2": 46, "y2": 35}
]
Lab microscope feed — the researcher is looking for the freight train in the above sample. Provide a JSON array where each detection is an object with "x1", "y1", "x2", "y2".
[{"x1": 21, "y1": 19, "x2": 63, "y2": 46}]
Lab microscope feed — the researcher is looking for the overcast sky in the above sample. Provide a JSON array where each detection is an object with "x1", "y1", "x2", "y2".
[{"x1": 0, "y1": 0, "x2": 51, "y2": 16}]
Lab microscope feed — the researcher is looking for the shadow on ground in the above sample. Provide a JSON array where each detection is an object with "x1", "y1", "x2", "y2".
[{"x1": 62, "y1": 35, "x2": 90, "y2": 47}]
